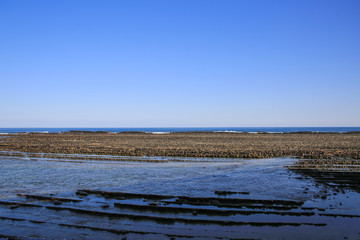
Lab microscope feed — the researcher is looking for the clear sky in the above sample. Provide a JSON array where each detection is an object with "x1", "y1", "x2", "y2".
[{"x1": 1, "y1": 0, "x2": 359, "y2": 127}]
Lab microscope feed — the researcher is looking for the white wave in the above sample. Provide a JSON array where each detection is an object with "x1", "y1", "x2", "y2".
[
  {"x1": 146, "y1": 132, "x2": 171, "y2": 134},
  {"x1": 214, "y1": 130, "x2": 242, "y2": 133}
]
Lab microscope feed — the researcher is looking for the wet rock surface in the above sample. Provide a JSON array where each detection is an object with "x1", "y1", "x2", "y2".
[
  {"x1": 0, "y1": 187, "x2": 359, "y2": 239},
  {"x1": 287, "y1": 159, "x2": 360, "y2": 192}
]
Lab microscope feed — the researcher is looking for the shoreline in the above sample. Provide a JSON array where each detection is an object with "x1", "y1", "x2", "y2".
[{"x1": 1, "y1": 133, "x2": 359, "y2": 239}]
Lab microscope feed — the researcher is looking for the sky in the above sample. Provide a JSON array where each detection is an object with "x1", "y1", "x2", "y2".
[{"x1": 0, "y1": 0, "x2": 359, "y2": 127}]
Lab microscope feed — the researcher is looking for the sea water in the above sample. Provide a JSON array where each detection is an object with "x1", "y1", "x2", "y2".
[{"x1": 0, "y1": 127, "x2": 359, "y2": 134}]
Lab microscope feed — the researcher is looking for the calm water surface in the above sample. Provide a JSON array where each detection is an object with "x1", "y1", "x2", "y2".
[
  {"x1": 1, "y1": 156, "x2": 304, "y2": 200},
  {"x1": 1, "y1": 155, "x2": 360, "y2": 239},
  {"x1": 1, "y1": 127, "x2": 360, "y2": 133}
]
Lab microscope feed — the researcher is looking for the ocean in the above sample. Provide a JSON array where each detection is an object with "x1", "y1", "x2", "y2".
[{"x1": 0, "y1": 127, "x2": 359, "y2": 134}]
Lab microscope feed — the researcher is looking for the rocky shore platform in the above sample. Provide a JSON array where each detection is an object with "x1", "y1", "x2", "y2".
[
  {"x1": 1, "y1": 133, "x2": 360, "y2": 239},
  {"x1": 0, "y1": 131, "x2": 359, "y2": 160}
]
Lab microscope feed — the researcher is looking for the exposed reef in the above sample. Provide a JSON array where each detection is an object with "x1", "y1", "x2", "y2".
[{"x1": 0, "y1": 131, "x2": 359, "y2": 159}]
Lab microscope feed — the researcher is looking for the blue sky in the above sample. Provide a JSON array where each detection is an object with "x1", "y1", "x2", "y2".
[{"x1": 1, "y1": 0, "x2": 359, "y2": 127}]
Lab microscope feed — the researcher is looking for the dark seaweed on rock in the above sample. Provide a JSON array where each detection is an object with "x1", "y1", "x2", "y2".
[
  {"x1": 67, "y1": 130, "x2": 111, "y2": 134},
  {"x1": 287, "y1": 158, "x2": 360, "y2": 192},
  {"x1": 343, "y1": 131, "x2": 360, "y2": 134}
]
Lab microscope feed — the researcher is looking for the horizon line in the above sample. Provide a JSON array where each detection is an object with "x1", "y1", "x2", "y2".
[{"x1": 1, "y1": 126, "x2": 360, "y2": 128}]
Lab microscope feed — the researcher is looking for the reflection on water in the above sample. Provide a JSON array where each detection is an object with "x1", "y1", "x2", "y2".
[{"x1": 1, "y1": 155, "x2": 305, "y2": 200}]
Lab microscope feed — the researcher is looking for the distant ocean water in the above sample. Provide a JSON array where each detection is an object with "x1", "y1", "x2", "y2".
[{"x1": 0, "y1": 127, "x2": 359, "y2": 134}]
